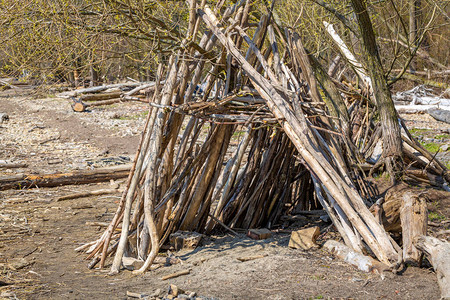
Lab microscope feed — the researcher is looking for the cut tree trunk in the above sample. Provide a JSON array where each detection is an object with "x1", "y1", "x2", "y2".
[
  {"x1": 414, "y1": 236, "x2": 450, "y2": 299},
  {"x1": 400, "y1": 190, "x2": 427, "y2": 264},
  {"x1": 370, "y1": 184, "x2": 428, "y2": 264}
]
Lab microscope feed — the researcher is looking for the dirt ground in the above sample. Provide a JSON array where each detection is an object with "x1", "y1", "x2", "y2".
[{"x1": 0, "y1": 89, "x2": 449, "y2": 300}]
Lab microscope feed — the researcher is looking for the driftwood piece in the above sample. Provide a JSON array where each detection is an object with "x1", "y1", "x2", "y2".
[
  {"x1": 160, "y1": 269, "x2": 190, "y2": 281},
  {"x1": 323, "y1": 240, "x2": 390, "y2": 274},
  {"x1": 370, "y1": 184, "x2": 425, "y2": 234},
  {"x1": 57, "y1": 188, "x2": 121, "y2": 201},
  {"x1": 323, "y1": 21, "x2": 372, "y2": 89},
  {"x1": 207, "y1": 213, "x2": 238, "y2": 235},
  {"x1": 414, "y1": 236, "x2": 450, "y2": 299},
  {"x1": 236, "y1": 254, "x2": 267, "y2": 262},
  {"x1": 0, "y1": 162, "x2": 27, "y2": 169},
  {"x1": 400, "y1": 191, "x2": 428, "y2": 264},
  {"x1": 57, "y1": 82, "x2": 146, "y2": 98},
  {"x1": 0, "y1": 165, "x2": 131, "y2": 190},
  {"x1": 370, "y1": 186, "x2": 428, "y2": 264}
]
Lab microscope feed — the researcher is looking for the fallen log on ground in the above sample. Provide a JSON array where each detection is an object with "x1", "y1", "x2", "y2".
[
  {"x1": 57, "y1": 82, "x2": 147, "y2": 98},
  {"x1": 0, "y1": 162, "x2": 28, "y2": 169},
  {"x1": 323, "y1": 240, "x2": 390, "y2": 274},
  {"x1": 0, "y1": 165, "x2": 131, "y2": 190},
  {"x1": 80, "y1": 92, "x2": 122, "y2": 101},
  {"x1": 414, "y1": 236, "x2": 450, "y2": 299}
]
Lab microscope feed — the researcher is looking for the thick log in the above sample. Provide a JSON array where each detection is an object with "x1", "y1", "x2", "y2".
[
  {"x1": 370, "y1": 186, "x2": 428, "y2": 264},
  {"x1": 0, "y1": 165, "x2": 131, "y2": 190},
  {"x1": 323, "y1": 240, "x2": 390, "y2": 274},
  {"x1": 414, "y1": 236, "x2": 450, "y2": 299},
  {"x1": 80, "y1": 92, "x2": 122, "y2": 101},
  {"x1": 400, "y1": 190, "x2": 427, "y2": 263}
]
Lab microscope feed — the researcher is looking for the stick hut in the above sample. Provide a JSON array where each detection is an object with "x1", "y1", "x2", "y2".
[{"x1": 80, "y1": 1, "x2": 448, "y2": 275}]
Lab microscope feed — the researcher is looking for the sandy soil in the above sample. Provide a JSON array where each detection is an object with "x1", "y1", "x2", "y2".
[{"x1": 0, "y1": 89, "x2": 448, "y2": 300}]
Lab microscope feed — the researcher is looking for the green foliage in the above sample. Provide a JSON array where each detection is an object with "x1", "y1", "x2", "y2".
[
  {"x1": 434, "y1": 134, "x2": 450, "y2": 140},
  {"x1": 428, "y1": 211, "x2": 445, "y2": 222},
  {"x1": 420, "y1": 142, "x2": 441, "y2": 153},
  {"x1": 0, "y1": 0, "x2": 448, "y2": 88},
  {"x1": 310, "y1": 274, "x2": 326, "y2": 280},
  {"x1": 445, "y1": 161, "x2": 450, "y2": 170},
  {"x1": 409, "y1": 128, "x2": 430, "y2": 135}
]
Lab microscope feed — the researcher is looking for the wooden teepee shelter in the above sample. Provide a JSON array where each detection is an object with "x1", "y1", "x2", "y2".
[{"x1": 79, "y1": 1, "x2": 448, "y2": 275}]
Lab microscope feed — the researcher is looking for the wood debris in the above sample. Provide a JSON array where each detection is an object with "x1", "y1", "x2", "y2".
[
  {"x1": 0, "y1": 164, "x2": 131, "y2": 190},
  {"x1": 161, "y1": 269, "x2": 191, "y2": 281},
  {"x1": 247, "y1": 229, "x2": 272, "y2": 240}
]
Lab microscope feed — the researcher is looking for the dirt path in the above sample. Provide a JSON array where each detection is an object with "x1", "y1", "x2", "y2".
[{"x1": 0, "y1": 91, "x2": 447, "y2": 299}]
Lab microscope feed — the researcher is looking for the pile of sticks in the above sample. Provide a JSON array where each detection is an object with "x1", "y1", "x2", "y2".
[
  {"x1": 57, "y1": 81, "x2": 158, "y2": 112},
  {"x1": 80, "y1": 1, "x2": 448, "y2": 275}
]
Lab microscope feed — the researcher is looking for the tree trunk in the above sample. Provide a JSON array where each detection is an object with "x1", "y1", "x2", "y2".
[
  {"x1": 350, "y1": 0, "x2": 404, "y2": 182},
  {"x1": 409, "y1": 0, "x2": 422, "y2": 72}
]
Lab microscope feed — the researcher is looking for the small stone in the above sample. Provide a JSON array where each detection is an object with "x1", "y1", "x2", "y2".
[
  {"x1": 169, "y1": 284, "x2": 179, "y2": 296},
  {"x1": 150, "y1": 288, "x2": 162, "y2": 297},
  {"x1": 0, "y1": 291, "x2": 15, "y2": 298},
  {"x1": 440, "y1": 144, "x2": 449, "y2": 151},
  {"x1": 0, "y1": 113, "x2": 9, "y2": 123},
  {"x1": 187, "y1": 291, "x2": 196, "y2": 298},
  {"x1": 169, "y1": 284, "x2": 185, "y2": 297},
  {"x1": 122, "y1": 256, "x2": 144, "y2": 271},
  {"x1": 48, "y1": 159, "x2": 63, "y2": 165},
  {"x1": 352, "y1": 277, "x2": 363, "y2": 282},
  {"x1": 288, "y1": 226, "x2": 320, "y2": 250}
]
